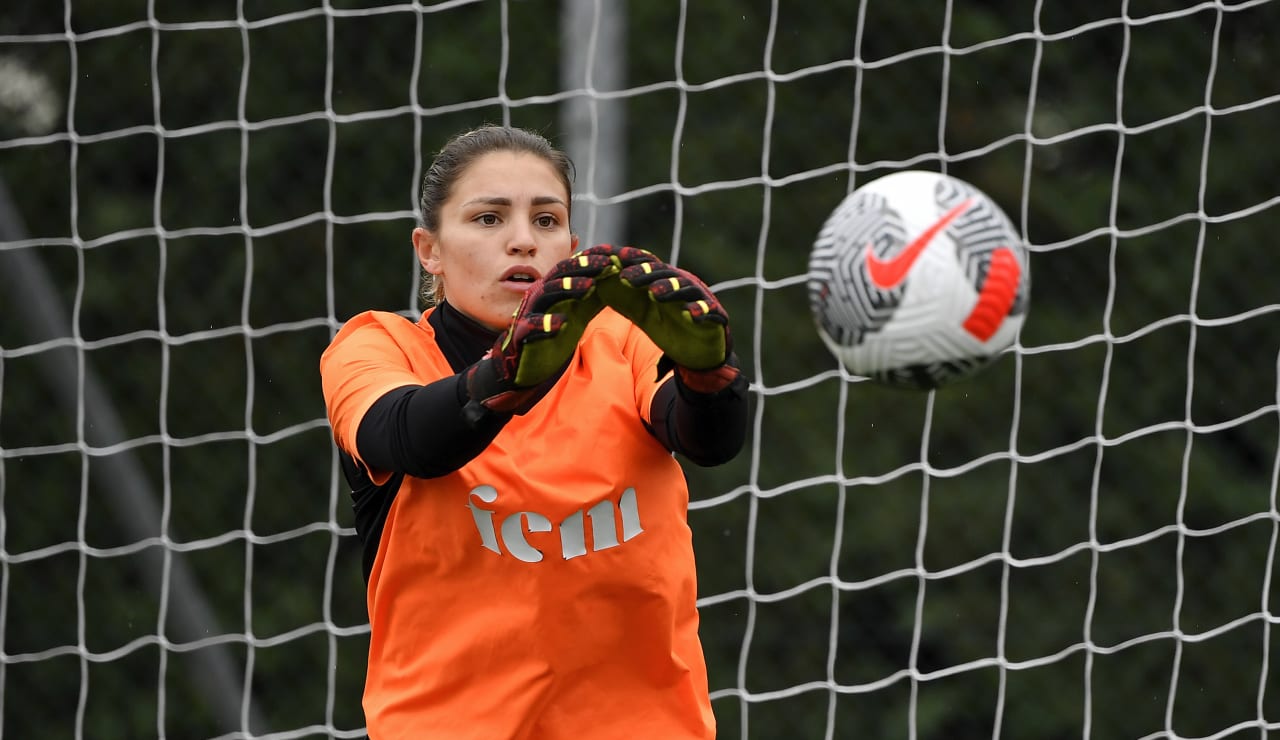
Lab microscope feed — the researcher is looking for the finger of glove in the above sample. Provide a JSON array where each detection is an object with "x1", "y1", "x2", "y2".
[
  {"x1": 578, "y1": 244, "x2": 660, "y2": 271},
  {"x1": 616, "y1": 261, "x2": 717, "y2": 303},
  {"x1": 524, "y1": 275, "x2": 599, "y2": 315},
  {"x1": 650, "y1": 280, "x2": 730, "y2": 328},
  {"x1": 545, "y1": 252, "x2": 618, "y2": 282},
  {"x1": 644, "y1": 274, "x2": 715, "y2": 306},
  {"x1": 502, "y1": 312, "x2": 568, "y2": 387},
  {"x1": 508, "y1": 312, "x2": 568, "y2": 343},
  {"x1": 619, "y1": 265, "x2": 726, "y2": 319},
  {"x1": 512, "y1": 309, "x2": 603, "y2": 387},
  {"x1": 498, "y1": 312, "x2": 565, "y2": 365},
  {"x1": 663, "y1": 319, "x2": 731, "y2": 371},
  {"x1": 599, "y1": 274, "x2": 731, "y2": 370},
  {"x1": 616, "y1": 261, "x2": 677, "y2": 289},
  {"x1": 612, "y1": 257, "x2": 708, "y2": 294},
  {"x1": 607, "y1": 264, "x2": 705, "y2": 322},
  {"x1": 612, "y1": 245, "x2": 661, "y2": 268},
  {"x1": 507, "y1": 284, "x2": 610, "y2": 388}
]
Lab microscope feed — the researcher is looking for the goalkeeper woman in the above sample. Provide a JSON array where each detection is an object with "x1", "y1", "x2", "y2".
[{"x1": 320, "y1": 124, "x2": 747, "y2": 739}]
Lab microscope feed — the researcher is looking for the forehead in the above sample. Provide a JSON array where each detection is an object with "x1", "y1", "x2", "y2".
[{"x1": 449, "y1": 151, "x2": 568, "y2": 203}]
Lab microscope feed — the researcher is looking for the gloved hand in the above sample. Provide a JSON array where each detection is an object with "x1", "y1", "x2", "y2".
[
  {"x1": 462, "y1": 250, "x2": 617, "y2": 422},
  {"x1": 586, "y1": 245, "x2": 740, "y2": 393},
  {"x1": 574, "y1": 243, "x2": 662, "y2": 272}
]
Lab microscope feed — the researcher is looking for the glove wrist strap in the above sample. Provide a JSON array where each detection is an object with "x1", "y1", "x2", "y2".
[
  {"x1": 461, "y1": 398, "x2": 512, "y2": 429},
  {"x1": 675, "y1": 363, "x2": 741, "y2": 395}
]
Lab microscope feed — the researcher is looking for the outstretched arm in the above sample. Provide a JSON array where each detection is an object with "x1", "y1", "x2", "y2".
[{"x1": 353, "y1": 250, "x2": 618, "y2": 478}]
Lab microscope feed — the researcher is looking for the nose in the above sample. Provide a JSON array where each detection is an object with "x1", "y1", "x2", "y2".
[{"x1": 506, "y1": 221, "x2": 537, "y2": 256}]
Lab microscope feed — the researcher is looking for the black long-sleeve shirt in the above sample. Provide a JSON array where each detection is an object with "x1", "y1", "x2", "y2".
[{"x1": 340, "y1": 301, "x2": 749, "y2": 579}]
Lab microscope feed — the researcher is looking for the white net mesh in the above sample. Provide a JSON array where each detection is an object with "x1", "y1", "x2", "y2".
[{"x1": 1, "y1": 1, "x2": 1277, "y2": 738}]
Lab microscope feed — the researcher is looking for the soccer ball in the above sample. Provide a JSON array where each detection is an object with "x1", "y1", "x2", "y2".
[{"x1": 807, "y1": 170, "x2": 1030, "y2": 389}]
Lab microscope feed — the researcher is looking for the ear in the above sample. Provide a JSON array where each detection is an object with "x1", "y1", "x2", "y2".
[
  {"x1": 570, "y1": 232, "x2": 580, "y2": 253},
  {"x1": 413, "y1": 227, "x2": 443, "y2": 275}
]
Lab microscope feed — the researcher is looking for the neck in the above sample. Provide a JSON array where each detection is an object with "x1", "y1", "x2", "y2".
[{"x1": 430, "y1": 300, "x2": 499, "y2": 370}]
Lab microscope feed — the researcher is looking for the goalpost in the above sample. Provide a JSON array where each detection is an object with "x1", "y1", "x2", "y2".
[{"x1": 1, "y1": 1, "x2": 1278, "y2": 738}]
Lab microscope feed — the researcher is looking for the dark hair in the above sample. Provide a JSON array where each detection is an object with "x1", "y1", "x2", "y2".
[{"x1": 418, "y1": 125, "x2": 575, "y2": 307}]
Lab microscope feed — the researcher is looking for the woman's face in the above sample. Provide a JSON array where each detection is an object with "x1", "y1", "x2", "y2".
[{"x1": 413, "y1": 150, "x2": 577, "y2": 331}]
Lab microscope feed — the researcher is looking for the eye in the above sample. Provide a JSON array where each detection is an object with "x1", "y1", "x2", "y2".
[
  {"x1": 535, "y1": 214, "x2": 558, "y2": 228},
  {"x1": 476, "y1": 213, "x2": 500, "y2": 226}
]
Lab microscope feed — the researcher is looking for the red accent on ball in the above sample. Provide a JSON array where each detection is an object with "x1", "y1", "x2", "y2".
[{"x1": 963, "y1": 247, "x2": 1021, "y2": 342}]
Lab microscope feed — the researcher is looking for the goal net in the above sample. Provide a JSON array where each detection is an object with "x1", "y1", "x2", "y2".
[{"x1": 1, "y1": 1, "x2": 1277, "y2": 738}]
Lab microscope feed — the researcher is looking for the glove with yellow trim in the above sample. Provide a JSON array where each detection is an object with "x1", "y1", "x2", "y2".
[
  {"x1": 462, "y1": 251, "x2": 617, "y2": 422},
  {"x1": 574, "y1": 243, "x2": 663, "y2": 273},
  {"x1": 587, "y1": 245, "x2": 740, "y2": 394}
]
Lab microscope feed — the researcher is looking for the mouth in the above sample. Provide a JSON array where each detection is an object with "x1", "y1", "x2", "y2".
[{"x1": 500, "y1": 266, "x2": 542, "y2": 289}]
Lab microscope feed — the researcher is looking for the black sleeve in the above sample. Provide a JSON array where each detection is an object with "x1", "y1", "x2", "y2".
[
  {"x1": 647, "y1": 365, "x2": 749, "y2": 467},
  {"x1": 354, "y1": 374, "x2": 509, "y2": 479},
  {"x1": 341, "y1": 451, "x2": 402, "y2": 583}
]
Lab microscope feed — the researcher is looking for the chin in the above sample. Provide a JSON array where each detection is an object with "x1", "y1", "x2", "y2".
[
  {"x1": 486, "y1": 305, "x2": 519, "y2": 331},
  {"x1": 447, "y1": 301, "x2": 510, "y2": 332}
]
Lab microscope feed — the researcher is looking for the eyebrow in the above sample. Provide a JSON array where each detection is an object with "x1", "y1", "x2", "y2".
[{"x1": 463, "y1": 196, "x2": 568, "y2": 208}]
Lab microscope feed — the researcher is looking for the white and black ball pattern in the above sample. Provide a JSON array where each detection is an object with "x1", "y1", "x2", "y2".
[{"x1": 808, "y1": 170, "x2": 1031, "y2": 389}]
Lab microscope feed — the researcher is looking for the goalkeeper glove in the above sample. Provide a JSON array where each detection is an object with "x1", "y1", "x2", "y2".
[
  {"x1": 588, "y1": 245, "x2": 741, "y2": 394},
  {"x1": 461, "y1": 250, "x2": 617, "y2": 423}
]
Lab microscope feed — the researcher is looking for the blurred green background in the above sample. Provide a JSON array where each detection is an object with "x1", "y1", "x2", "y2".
[{"x1": 1, "y1": 1, "x2": 1277, "y2": 738}]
